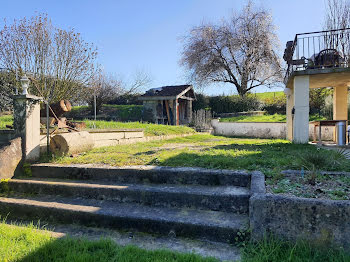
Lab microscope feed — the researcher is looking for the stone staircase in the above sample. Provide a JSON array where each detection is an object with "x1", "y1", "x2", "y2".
[{"x1": 0, "y1": 164, "x2": 255, "y2": 244}]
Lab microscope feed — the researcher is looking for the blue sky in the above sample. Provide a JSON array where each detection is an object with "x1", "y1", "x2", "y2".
[{"x1": 1, "y1": 0, "x2": 326, "y2": 95}]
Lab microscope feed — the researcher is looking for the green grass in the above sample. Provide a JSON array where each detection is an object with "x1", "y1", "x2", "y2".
[
  {"x1": 2, "y1": 221, "x2": 349, "y2": 262},
  {"x1": 82, "y1": 120, "x2": 195, "y2": 136},
  {"x1": 220, "y1": 114, "x2": 326, "y2": 123},
  {"x1": 0, "y1": 221, "x2": 218, "y2": 262},
  {"x1": 0, "y1": 115, "x2": 13, "y2": 129},
  {"x1": 242, "y1": 235, "x2": 350, "y2": 262},
  {"x1": 52, "y1": 134, "x2": 350, "y2": 176},
  {"x1": 251, "y1": 91, "x2": 285, "y2": 100}
]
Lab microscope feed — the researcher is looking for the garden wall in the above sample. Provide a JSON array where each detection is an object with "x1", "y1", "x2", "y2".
[
  {"x1": 250, "y1": 194, "x2": 350, "y2": 249},
  {"x1": 211, "y1": 119, "x2": 334, "y2": 140},
  {"x1": 39, "y1": 129, "x2": 191, "y2": 153},
  {"x1": 39, "y1": 129, "x2": 144, "y2": 153}
]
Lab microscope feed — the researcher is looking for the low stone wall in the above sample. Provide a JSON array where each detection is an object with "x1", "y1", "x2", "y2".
[
  {"x1": 40, "y1": 129, "x2": 192, "y2": 153},
  {"x1": 250, "y1": 194, "x2": 350, "y2": 249},
  {"x1": 40, "y1": 129, "x2": 145, "y2": 153},
  {"x1": 211, "y1": 119, "x2": 334, "y2": 140}
]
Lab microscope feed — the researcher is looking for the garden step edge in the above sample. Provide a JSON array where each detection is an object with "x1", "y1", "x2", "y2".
[
  {"x1": 7, "y1": 178, "x2": 250, "y2": 213},
  {"x1": 0, "y1": 195, "x2": 249, "y2": 244},
  {"x1": 30, "y1": 163, "x2": 251, "y2": 187}
]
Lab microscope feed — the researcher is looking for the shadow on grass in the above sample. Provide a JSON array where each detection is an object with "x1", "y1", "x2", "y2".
[
  {"x1": 149, "y1": 142, "x2": 317, "y2": 172},
  {"x1": 16, "y1": 237, "x2": 217, "y2": 262}
]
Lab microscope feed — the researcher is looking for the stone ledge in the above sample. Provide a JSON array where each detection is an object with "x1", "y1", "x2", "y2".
[
  {"x1": 250, "y1": 193, "x2": 350, "y2": 249},
  {"x1": 250, "y1": 171, "x2": 265, "y2": 195}
]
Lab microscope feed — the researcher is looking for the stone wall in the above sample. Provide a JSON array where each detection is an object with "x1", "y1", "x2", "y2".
[
  {"x1": 211, "y1": 119, "x2": 334, "y2": 140},
  {"x1": 0, "y1": 137, "x2": 22, "y2": 179},
  {"x1": 40, "y1": 129, "x2": 192, "y2": 153},
  {"x1": 250, "y1": 194, "x2": 350, "y2": 249}
]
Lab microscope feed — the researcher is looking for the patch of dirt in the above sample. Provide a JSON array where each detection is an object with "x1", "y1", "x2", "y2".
[{"x1": 267, "y1": 173, "x2": 350, "y2": 200}]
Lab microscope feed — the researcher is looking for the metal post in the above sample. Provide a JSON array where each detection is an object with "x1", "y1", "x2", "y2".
[
  {"x1": 46, "y1": 100, "x2": 50, "y2": 155},
  {"x1": 45, "y1": 82, "x2": 50, "y2": 155},
  {"x1": 93, "y1": 91, "x2": 97, "y2": 129}
]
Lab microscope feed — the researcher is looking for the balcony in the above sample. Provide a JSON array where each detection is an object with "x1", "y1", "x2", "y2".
[{"x1": 284, "y1": 28, "x2": 350, "y2": 87}]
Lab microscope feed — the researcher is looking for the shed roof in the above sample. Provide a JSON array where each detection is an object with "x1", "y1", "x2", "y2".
[{"x1": 139, "y1": 85, "x2": 195, "y2": 100}]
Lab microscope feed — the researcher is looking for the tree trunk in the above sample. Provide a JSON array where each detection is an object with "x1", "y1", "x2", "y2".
[{"x1": 50, "y1": 131, "x2": 94, "y2": 156}]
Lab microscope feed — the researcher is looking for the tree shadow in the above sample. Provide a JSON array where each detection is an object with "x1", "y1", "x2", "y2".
[{"x1": 149, "y1": 142, "x2": 316, "y2": 172}]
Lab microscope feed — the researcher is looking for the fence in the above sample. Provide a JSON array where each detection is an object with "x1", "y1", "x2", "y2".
[{"x1": 284, "y1": 28, "x2": 350, "y2": 83}]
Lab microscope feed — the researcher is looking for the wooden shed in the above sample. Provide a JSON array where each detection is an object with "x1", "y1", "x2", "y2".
[{"x1": 139, "y1": 85, "x2": 195, "y2": 125}]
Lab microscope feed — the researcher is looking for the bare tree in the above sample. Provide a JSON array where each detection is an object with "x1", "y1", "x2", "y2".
[
  {"x1": 86, "y1": 71, "x2": 124, "y2": 115},
  {"x1": 124, "y1": 70, "x2": 153, "y2": 94},
  {"x1": 325, "y1": 0, "x2": 350, "y2": 30},
  {"x1": 0, "y1": 14, "x2": 98, "y2": 103},
  {"x1": 180, "y1": 1, "x2": 282, "y2": 97},
  {"x1": 324, "y1": 0, "x2": 350, "y2": 57}
]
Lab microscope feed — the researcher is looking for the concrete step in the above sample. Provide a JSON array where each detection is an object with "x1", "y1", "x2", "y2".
[
  {"x1": 31, "y1": 164, "x2": 251, "y2": 187},
  {"x1": 0, "y1": 195, "x2": 249, "y2": 243},
  {"x1": 7, "y1": 178, "x2": 250, "y2": 213}
]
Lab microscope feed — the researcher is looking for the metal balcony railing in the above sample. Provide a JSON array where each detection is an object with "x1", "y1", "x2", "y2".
[{"x1": 284, "y1": 28, "x2": 350, "y2": 84}]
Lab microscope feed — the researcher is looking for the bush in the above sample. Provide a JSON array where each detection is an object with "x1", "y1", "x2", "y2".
[
  {"x1": 109, "y1": 94, "x2": 143, "y2": 105},
  {"x1": 193, "y1": 93, "x2": 210, "y2": 111},
  {"x1": 209, "y1": 95, "x2": 261, "y2": 115},
  {"x1": 262, "y1": 96, "x2": 286, "y2": 114}
]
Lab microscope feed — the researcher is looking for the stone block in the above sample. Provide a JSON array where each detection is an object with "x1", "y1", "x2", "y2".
[{"x1": 0, "y1": 137, "x2": 22, "y2": 179}]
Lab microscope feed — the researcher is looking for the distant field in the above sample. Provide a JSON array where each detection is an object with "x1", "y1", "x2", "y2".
[
  {"x1": 229, "y1": 91, "x2": 285, "y2": 100},
  {"x1": 253, "y1": 91, "x2": 285, "y2": 100},
  {"x1": 220, "y1": 114, "x2": 326, "y2": 123}
]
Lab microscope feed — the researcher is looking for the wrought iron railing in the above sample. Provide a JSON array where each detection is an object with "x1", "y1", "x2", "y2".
[{"x1": 284, "y1": 28, "x2": 350, "y2": 83}]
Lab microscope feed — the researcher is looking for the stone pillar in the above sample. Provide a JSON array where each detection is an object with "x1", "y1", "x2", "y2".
[
  {"x1": 293, "y1": 76, "x2": 310, "y2": 143},
  {"x1": 13, "y1": 94, "x2": 42, "y2": 162},
  {"x1": 286, "y1": 87, "x2": 294, "y2": 141},
  {"x1": 333, "y1": 85, "x2": 348, "y2": 121}
]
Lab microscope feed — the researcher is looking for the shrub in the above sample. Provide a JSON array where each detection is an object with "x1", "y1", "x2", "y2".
[
  {"x1": 192, "y1": 93, "x2": 210, "y2": 111},
  {"x1": 262, "y1": 96, "x2": 286, "y2": 114},
  {"x1": 109, "y1": 94, "x2": 143, "y2": 105},
  {"x1": 209, "y1": 95, "x2": 261, "y2": 114}
]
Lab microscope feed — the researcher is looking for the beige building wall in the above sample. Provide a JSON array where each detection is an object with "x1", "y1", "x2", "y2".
[
  {"x1": 333, "y1": 85, "x2": 348, "y2": 121},
  {"x1": 292, "y1": 76, "x2": 310, "y2": 143}
]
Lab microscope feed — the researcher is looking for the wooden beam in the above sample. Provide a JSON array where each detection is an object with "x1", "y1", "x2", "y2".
[
  {"x1": 178, "y1": 96, "x2": 195, "y2": 101},
  {"x1": 165, "y1": 100, "x2": 171, "y2": 125},
  {"x1": 176, "y1": 99, "x2": 179, "y2": 125}
]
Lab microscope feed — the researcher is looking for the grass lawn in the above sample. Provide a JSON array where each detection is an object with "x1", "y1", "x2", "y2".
[
  {"x1": 0, "y1": 221, "x2": 217, "y2": 262},
  {"x1": 1, "y1": 221, "x2": 349, "y2": 262},
  {"x1": 52, "y1": 134, "x2": 350, "y2": 177},
  {"x1": 0, "y1": 115, "x2": 13, "y2": 129},
  {"x1": 220, "y1": 114, "x2": 326, "y2": 123},
  {"x1": 82, "y1": 120, "x2": 195, "y2": 136}
]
